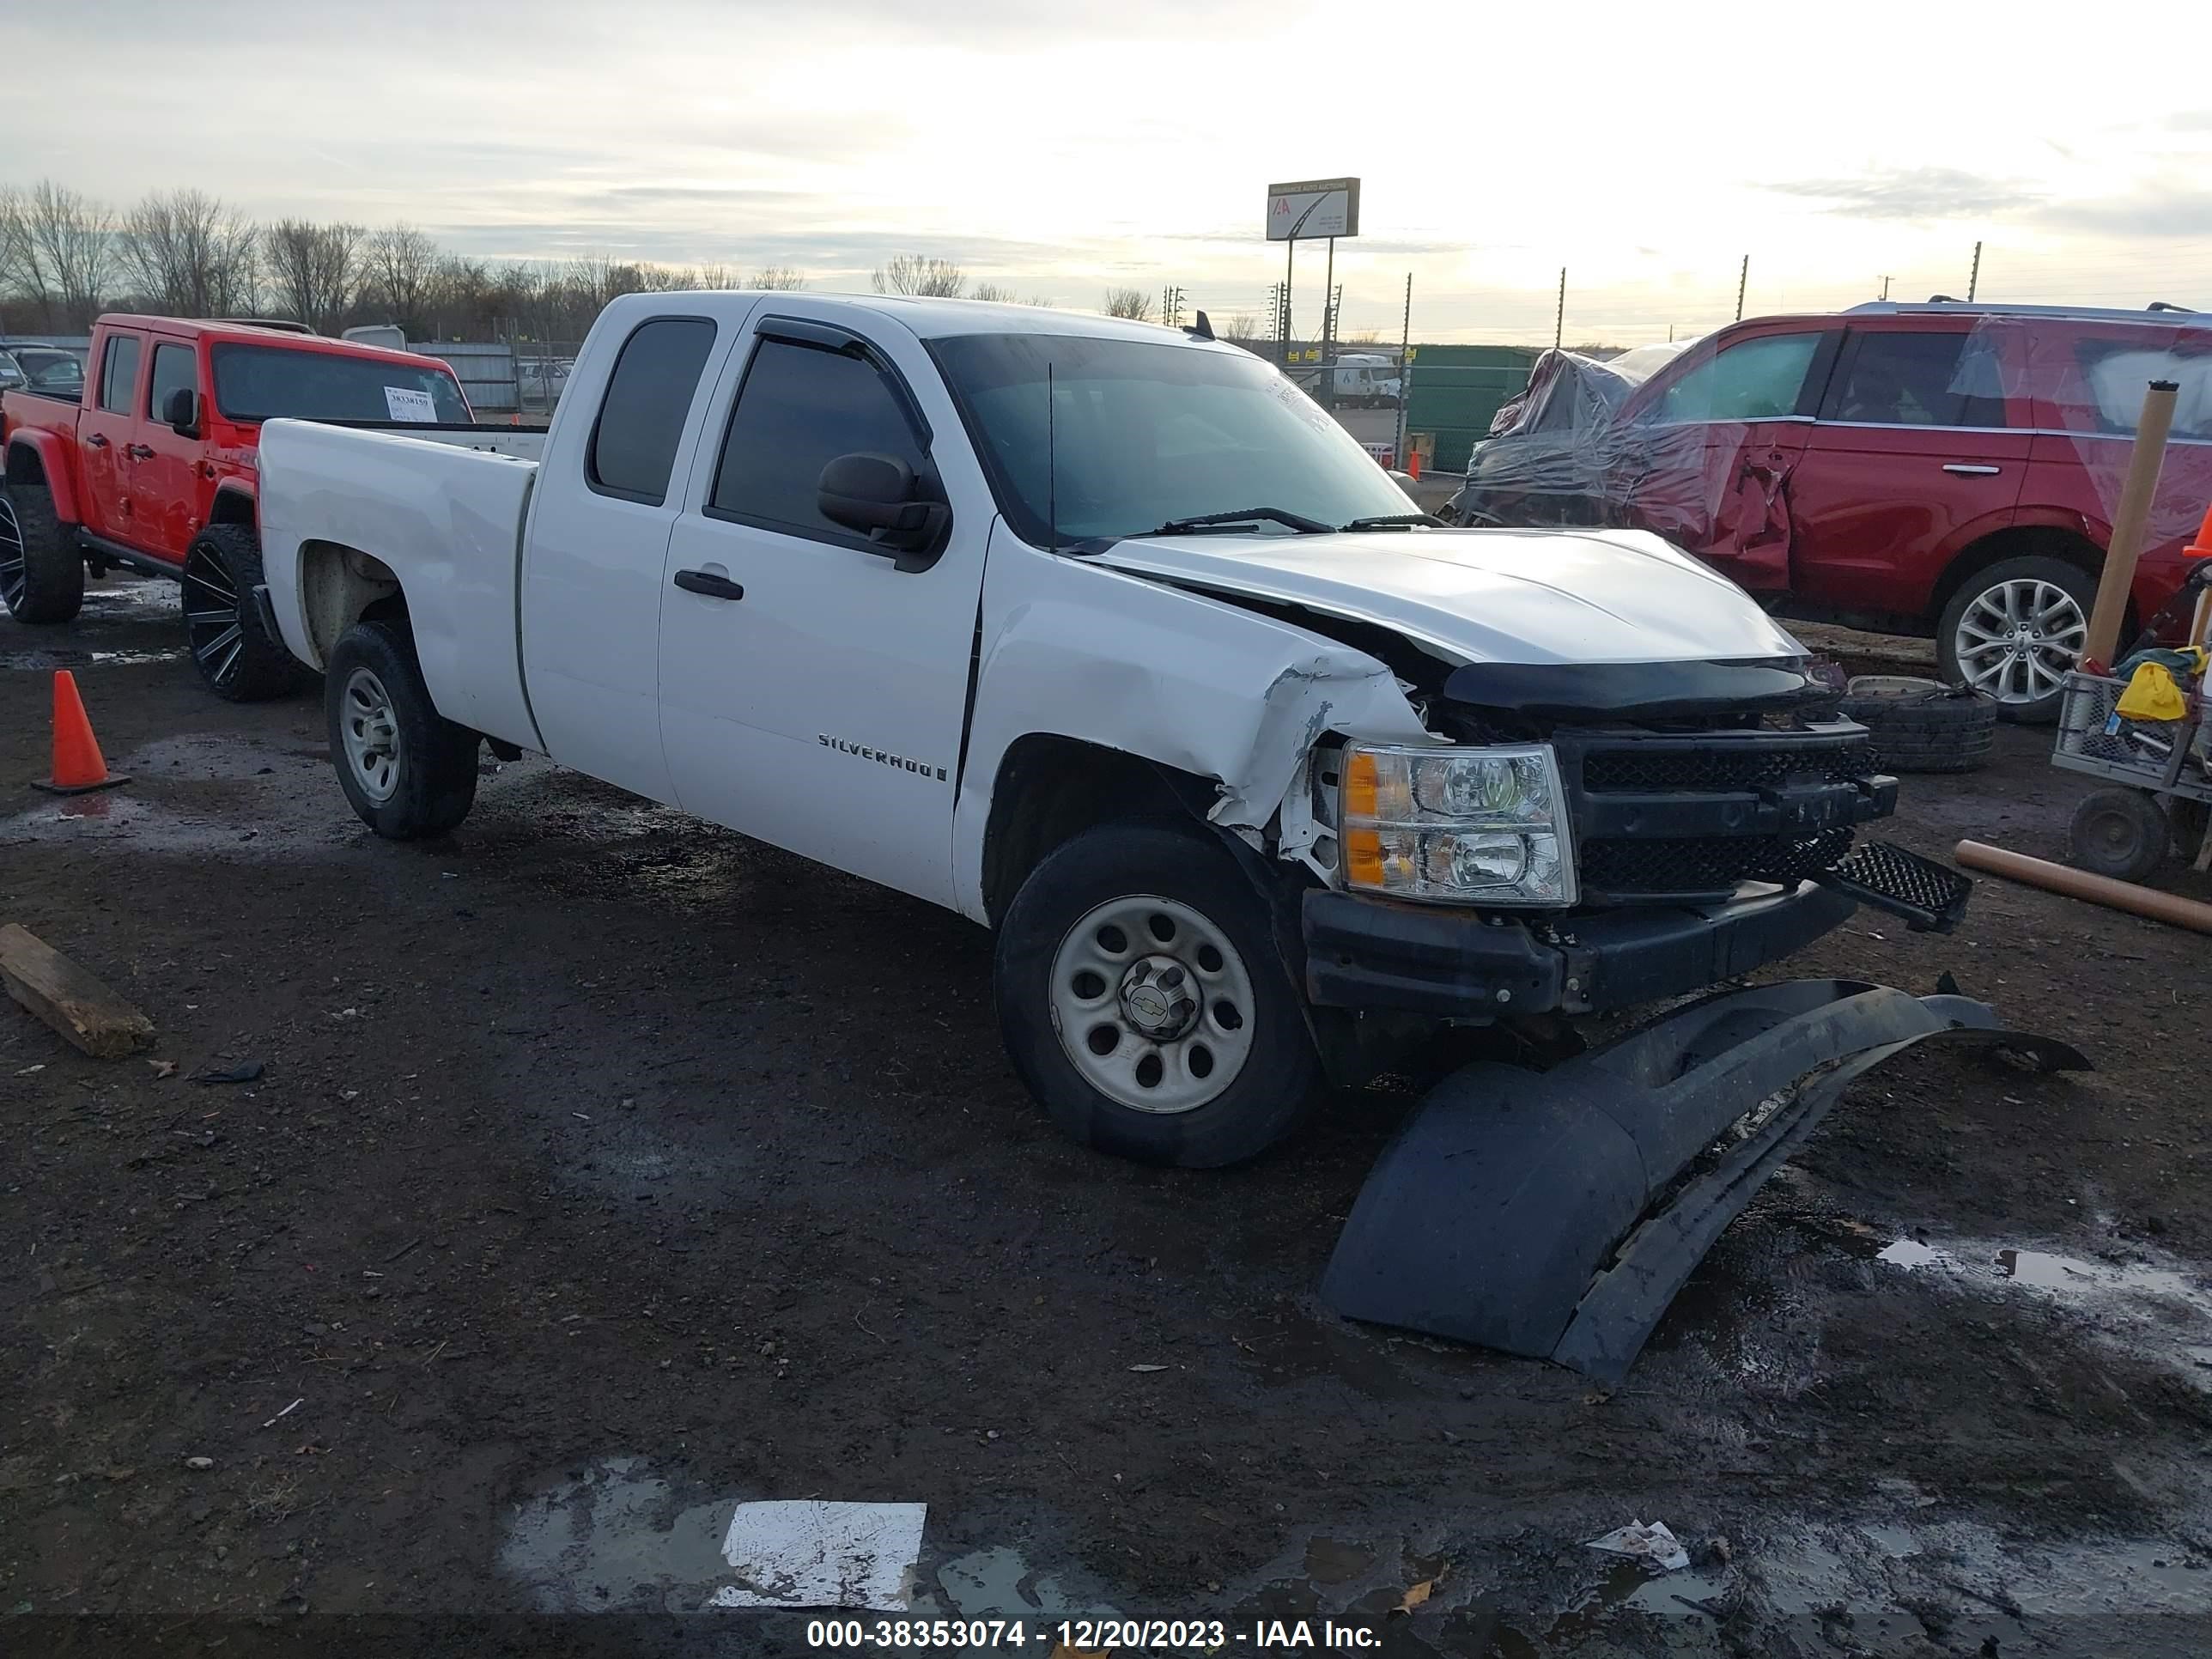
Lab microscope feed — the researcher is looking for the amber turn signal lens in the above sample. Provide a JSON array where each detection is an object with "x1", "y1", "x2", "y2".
[
  {"x1": 1344, "y1": 828, "x2": 1384, "y2": 887},
  {"x1": 1343, "y1": 750, "x2": 1379, "y2": 821}
]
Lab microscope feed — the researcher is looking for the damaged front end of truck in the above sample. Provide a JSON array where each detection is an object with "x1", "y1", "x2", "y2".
[{"x1": 1105, "y1": 556, "x2": 2087, "y2": 1382}]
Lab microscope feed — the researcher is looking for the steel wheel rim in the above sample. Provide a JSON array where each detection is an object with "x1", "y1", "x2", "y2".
[
  {"x1": 2085, "y1": 802, "x2": 2149, "y2": 866},
  {"x1": 340, "y1": 666, "x2": 403, "y2": 804},
  {"x1": 181, "y1": 541, "x2": 246, "y2": 690},
  {"x1": 1048, "y1": 893, "x2": 1257, "y2": 1115},
  {"x1": 1954, "y1": 577, "x2": 2087, "y2": 706},
  {"x1": 0, "y1": 495, "x2": 23, "y2": 610}
]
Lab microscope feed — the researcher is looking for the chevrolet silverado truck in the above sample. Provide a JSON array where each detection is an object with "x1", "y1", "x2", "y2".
[
  {"x1": 252, "y1": 292, "x2": 1968, "y2": 1170},
  {"x1": 0, "y1": 314, "x2": 537, "y2": 699}
]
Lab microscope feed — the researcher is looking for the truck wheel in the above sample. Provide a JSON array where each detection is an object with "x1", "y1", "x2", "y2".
[
  {"x1": 181, "y1": 525, "x2": 307, "y2": 702},
  {"x1": 325, "y1": 619, "x2": 479, "y2": 841},
  {"x1": 994, "y1": 820, "x2": 1323, "y2": 1167},
  {"x1": 0, "y1": 481, "x2": 85, "y2": 623},
  {"x1": 1937, "y1": 556, "x2": 2095, "y2": 726},
  {"x1": 1836, "y1": 676, "x2": 1997, "y2": 774},
  {"x1": 2067, "y1": 787, "x2": 2167, "y2": 884}
]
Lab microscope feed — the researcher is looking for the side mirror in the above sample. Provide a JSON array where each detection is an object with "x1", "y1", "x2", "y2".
[
  {"x1": 163, "y1": 387, "x2": 199, "y2": 435},
  {"x1": 817, "y1": 452, "x2": 948, "y2": 569}
]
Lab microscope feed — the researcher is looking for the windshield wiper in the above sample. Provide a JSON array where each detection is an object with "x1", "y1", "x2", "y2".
[
  {"x1": 1141, "y1": 506, "x2": 1332, "y2": 536},
  {"x1": 1339, "y1": 513, "x2": 1443, "y2": 531}
]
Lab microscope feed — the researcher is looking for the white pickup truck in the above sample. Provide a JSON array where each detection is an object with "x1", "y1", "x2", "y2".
[{"x1": 255, "y1": 292, "x2": 1959, "y2": 1169}]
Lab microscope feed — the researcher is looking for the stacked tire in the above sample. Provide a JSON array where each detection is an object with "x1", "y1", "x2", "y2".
[{"x1": 1837, "y1": 676, "x2": 1997, "y2": 775}]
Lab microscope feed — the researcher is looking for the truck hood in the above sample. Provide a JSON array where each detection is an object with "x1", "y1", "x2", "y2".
[{"x1": 1091, "y1": 526, "x2": 1805, "y2": 667}]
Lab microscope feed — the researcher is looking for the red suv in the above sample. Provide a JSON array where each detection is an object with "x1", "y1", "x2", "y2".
[{"x1": 1451, "y1": 302, "x2": 2212, "y2": 721}]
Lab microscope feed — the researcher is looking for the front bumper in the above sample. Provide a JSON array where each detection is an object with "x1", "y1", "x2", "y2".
[{"x1": 1304, "y1": 880, "x2": 1860, "y2": 1018}]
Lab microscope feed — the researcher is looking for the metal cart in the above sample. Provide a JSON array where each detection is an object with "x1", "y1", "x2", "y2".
[{"x1": 2052, "y1": 668, "x2": 2212, "y2": 882}]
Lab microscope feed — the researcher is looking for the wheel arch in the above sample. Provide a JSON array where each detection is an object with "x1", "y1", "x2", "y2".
[
  {"x1": 1929, "y1": 520, "x2": 2108, "y2": 627},
  {"x1": 978, "y1": 734, "x2": 1220, "y2": 927},
  {"x1": 208, "y1": 485, "x2": 257, "y2": 529},
  {"x1": 5, "y1": 432, "x2": 81, "y2": 524},
  {"x1": 295, "y1": 538, "x2": 404, "y2": 670}
]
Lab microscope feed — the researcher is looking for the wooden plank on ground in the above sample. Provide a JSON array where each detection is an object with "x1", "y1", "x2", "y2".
[{"x1": 0, "y1": 923, "x2": 155, "y2": 1060}]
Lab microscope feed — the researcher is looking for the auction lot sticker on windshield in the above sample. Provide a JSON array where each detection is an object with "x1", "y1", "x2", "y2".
[{"x1": 384, "y1": 386, "x2": 438, "y2": 422}]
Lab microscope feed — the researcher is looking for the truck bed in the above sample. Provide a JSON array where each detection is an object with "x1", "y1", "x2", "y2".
[{"x1": 255, "y1": 418, "x2": 541, "y2": 747}]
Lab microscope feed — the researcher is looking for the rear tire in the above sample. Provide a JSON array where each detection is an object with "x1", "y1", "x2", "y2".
[
  {"x1": 2067, "y1": 787, "x2": 2167, "y2": 884},
  {"x1": 994, "y1": 820, "x2": 1323, "y2": 1168},
  {"x1": 1836, "y1": 676, "x2": 1997, "y2": 774},
  {"x1": 0, "y1": 480, "x2": 85, "y2": 623},
  {"x1": 325, "y1": 618, "x2": 479, "y2": 840},
  {"x1": 181, "y1": 525, "x2": 308, "y2": 702},
  {"x1": 1936, "y1": 556, "x2": 2096, "y2": 726}
]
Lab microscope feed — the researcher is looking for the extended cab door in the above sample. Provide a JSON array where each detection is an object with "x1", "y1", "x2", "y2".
[
  {"x1": 129, "y1": 337, "x2": 206, "y2": 566},
  {"x1": 657, "y1": 311, "x2": 988, "y2": 907},
  {"x1": 519, "y1": 309, "x2": 738, "y2": 803},
  {"x1": 1611, "y1": 325, "x2": 1834, "y2": 593},
  {"x1": 79, "y1": 328, "x2": 145, "y2": 540},
  {"x1": 1787, "y1": 322, "x2": 2028, "y2": 620}
]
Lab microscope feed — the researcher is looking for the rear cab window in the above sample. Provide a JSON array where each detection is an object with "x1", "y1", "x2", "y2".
[
  {"x1": 587, "y1": 318, "x2": 720, "y2": 504},
  {"x1": 97, "y1": 333, "x2": 144, "y2": 415},
  {"x1": 1820, "y1": 330, "x2": 2007, "y2": 428},
  {"x1": 708, "y1": 334, "x2": 933, "y2": 547}
]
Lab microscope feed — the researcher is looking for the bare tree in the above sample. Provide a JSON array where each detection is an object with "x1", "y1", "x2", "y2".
[
  {"x1": 13, "y1": 180, "x2": 114, "y2": 329},
  {"x1": 969, "y1": 282, "x2": 1016, "y2": 303},
  {"x1": 750, "y1": 265, "x2": 805, "y2": 290},
  {"x1": 1103, "y1": 287, "x2": 1153, "y2": 321},
  {"x1": 0, "y1": 187, "x2": 28, "y2": 309},
  {"x1": 116, "y1": 190, "x2": 258, "y2": 318},
  {"x1": 1224, "y1": 312, "x2": 1259, "y2": 342},
  {"x1": 363, "y1": 223, "x2": 440, "y2": 332},
  {"x1": 1024, "y1": 295, "x2": 1055, "y2": 308},
  {"x1": 872, "y1": 254, "x2": 965, "y2": 298},
  {"x1": 264, "y1": 218, "x2": 362, "y2": 331}
]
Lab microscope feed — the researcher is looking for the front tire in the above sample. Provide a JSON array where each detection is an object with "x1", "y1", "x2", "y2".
[
  {"x1": 325, "y1": 619, "x2": 479, "y2": 840},
  {"x1": 0, "y1": 480, "x2": 85, "y2": 623},
  {"x1": 181, "y1": 524, "x2": 308, "y2": 702},
  {"x1": 1937, "y1": 556, "x2": 2096, "y2": 726},
  {"x1": 994, "y1": 821, "x2": 1323, "y2": 1167}
]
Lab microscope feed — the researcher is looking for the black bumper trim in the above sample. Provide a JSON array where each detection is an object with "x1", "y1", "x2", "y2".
[{"x1": 1303, "y1": 881, "x2": 1860, "y2": 1018}]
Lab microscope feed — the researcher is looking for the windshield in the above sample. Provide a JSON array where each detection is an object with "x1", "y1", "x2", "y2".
[
  {"x1": 210, "y1": 343, "x2": 471, "y2": 424},
  {"x1": 931, "y1": 333, "x2": 1414, "y2": 543}
]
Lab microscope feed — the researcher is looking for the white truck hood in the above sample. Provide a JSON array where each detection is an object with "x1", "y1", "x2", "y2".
[{"x1": 1091, "y1": 526, "x2": 1804, "y2": 666}]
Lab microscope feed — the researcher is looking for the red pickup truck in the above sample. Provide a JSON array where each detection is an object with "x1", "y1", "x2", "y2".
[
  {"x1": 1449, "y1": 301, "x2": 2212, "y2": 721},
  {"x1": 0, "y1": 315, "x2": 484, "y2": 699}
]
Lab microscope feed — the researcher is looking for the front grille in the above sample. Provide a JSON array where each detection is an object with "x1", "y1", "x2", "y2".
[
  {"x1": 1580, "y1": 829, "x2": 1855, "y2": 898},
  {"x1": 1582, "y1": 738, "x2": 1873, "y2": 793}
]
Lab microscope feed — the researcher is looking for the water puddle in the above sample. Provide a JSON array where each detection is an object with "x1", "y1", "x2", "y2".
[
  {"x1": 0, "y1": 646, "x2": 185, "y2": 671},
  {"x1": 498, "y1": 1455, "x2": 743, "y2": 1613}
]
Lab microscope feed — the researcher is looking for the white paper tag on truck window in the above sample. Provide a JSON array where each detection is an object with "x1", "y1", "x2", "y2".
[{"x1": 384, "y1": 386, "x2": 437, "y2": 423}]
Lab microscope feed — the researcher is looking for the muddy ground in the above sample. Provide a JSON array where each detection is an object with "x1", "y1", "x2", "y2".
[{"x1": 5, "y1": 578, "x2": 2212, "y2": 1658}]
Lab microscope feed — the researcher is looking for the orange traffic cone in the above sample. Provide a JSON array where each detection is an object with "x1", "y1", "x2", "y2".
[
  {"x1": 33, "y1": 671, "x2": 130, "y2": 795},
  {"x1": 1407, "y1": 446, "x2": 1421, "y2": 482}
]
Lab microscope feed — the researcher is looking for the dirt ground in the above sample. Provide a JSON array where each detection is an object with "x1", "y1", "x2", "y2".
[{"x1": 6, "y1": 577, "x2": 2212, "y2": 1658}]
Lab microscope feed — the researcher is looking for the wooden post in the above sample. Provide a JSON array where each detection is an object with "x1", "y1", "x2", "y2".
[
  {"x1": 2083, "y1": 380, "x2": 2180, "y2": 667},
  {"x1": 0, "y1": 924, "x2": 155, "y2": 1059}
]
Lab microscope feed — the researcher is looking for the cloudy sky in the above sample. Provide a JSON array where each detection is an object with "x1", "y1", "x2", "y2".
[{"x1": 5, "y1": 0, "x2": 2209, "y2": 342}]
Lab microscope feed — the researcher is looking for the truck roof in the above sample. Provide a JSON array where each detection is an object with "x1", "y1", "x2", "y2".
[
  {"x1": 91, "y1": 313, "x2": 460, "y2": 372},
  {"x1": 728, "y1": 293, "x2": 1243, "y2": 349}
]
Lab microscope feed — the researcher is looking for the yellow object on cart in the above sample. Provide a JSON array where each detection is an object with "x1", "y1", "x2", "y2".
[{"x1": 2117, "y1": 660, "x2": 2190, "y2": 721}]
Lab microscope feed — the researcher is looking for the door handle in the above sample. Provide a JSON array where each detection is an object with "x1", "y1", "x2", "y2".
[
  {"x1": 1942, "y1": 463, "x2": 2002, "y2": 477},
  {"x1": 125, "y1": 443, "x2": 155, "y2": 460},
  {"x1": 672, "y1": 568, "x2": 745, "y2": 601},
  {"x1": 86, "y1": 433, "x2": 109, "y2": 449}
]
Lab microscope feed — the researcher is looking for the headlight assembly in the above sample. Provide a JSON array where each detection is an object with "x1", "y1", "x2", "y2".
[{"x1": 1338, "y1": 743, "x2": 1577, "y2": 906}]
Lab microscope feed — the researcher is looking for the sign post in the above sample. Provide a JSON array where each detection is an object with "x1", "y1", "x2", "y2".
[{"x1": 1267, "y1": 177, "x2": 1360, "y2": 374}]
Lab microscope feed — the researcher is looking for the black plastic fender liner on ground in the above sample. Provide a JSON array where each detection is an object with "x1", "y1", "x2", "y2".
[{"x1": 1320, "y1": 980, "x2": 2091, "y2": 1382}]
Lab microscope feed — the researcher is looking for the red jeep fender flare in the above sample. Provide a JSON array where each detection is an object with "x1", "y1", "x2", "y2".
[{"x1": 6, "y1": 428, "x2": 82, "y2": 525}]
